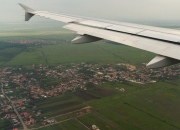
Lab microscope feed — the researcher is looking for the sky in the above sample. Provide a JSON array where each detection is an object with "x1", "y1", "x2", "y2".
[{"x1": 1, "y1": 0, "x2": 180, "y2": 24}]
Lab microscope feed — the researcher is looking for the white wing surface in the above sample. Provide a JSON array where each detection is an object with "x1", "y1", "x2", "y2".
[{"x1": 19, "y1": 3, "x2": 180, "y2": 68}]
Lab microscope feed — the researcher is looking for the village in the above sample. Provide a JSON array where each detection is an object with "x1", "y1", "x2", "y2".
[
  {"x1": 0, "y1": 63, "x2": 180, "y2": 130},
  {"x1": 4, "y1": 39, "x2": 57, "y2": 45}
]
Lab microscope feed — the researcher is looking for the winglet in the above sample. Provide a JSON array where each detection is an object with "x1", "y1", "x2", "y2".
[
  {"x1": 19, "y1": 3, "x2": 35, "y2": 13},
  {"x1": 19, "y1": 3, "x2": 35, "y2": 21}
]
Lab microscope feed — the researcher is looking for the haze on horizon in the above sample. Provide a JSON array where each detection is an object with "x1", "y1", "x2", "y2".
[{"x1": 1, "y1": 0, "x2": 180, "y2": 26}]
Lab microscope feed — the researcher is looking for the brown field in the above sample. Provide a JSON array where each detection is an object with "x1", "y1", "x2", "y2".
[
  {"x1": 74, "y1": 91, "x2": 100, "y2": 101},
  {"x1": 36, "y1": 96, "x2": 72, "y2": 106},
  {"x1": 88, "y1": 86, "x2": 115, "y2": 97},
  {"x1": 43, "y1": 105, "x2": 85, "y2": 117},
  {"x1": 74, "y1": 86, "x2": 115, "y2": 101},
  {"x1": 40, "y1": 101, "x2": 82, "y2": 112}
]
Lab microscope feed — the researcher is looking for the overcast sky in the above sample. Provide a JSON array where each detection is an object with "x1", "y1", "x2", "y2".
[{"x1": 1, "y1": 0, "x2": 180, "y2": 23}]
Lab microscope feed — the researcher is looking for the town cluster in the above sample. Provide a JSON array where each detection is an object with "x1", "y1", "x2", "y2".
[
  {"x1": 4, "y1": 39, "x2": 57, "y2": 45},
  {"x1": 0, "y1": 63, "x2": 180, "y2": 129}
]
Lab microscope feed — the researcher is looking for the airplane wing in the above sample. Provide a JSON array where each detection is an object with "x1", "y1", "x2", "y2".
[{"x1": 19, "y1": 3, "x2": 180, "y2": 68}]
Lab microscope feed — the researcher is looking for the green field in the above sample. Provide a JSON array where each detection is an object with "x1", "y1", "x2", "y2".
[
  {"x1": 86, "y1": 81, "x2": 180, "y2": 130},
  {"x1": 28, "y1": 80, "x2": 180, "y2": 130},
  {"x1": 1, "y1": 41, "x2": 155, "y2": 67},
  {"x1": 1, "y1": 26, "x2": 180, "y2": 130}
]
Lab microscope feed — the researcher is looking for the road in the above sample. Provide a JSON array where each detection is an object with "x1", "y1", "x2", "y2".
[
  {"x1": 48, "y1": 106, "x2": 92, "y2": 120},
  {"x1": 31, "y1": 106, "x2": 92, "y2": 130},
  {"x1": 32, "y1": 115, "x2": 90, "y2": 130},
  {"x1": 75, "y1": 118, "x2": 91, "y2": 130},
  {"x1": 1, "y1": 82, "x2": 29, "y2": 130}
]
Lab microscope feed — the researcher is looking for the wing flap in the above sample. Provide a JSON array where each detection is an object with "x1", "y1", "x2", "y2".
[
  {"x1": 64, "y1": 23, "x2": 180, "y2": 61},
  {"x1": 106, "y1": 25, "x2": 180, "y2": 43},
  {"x1": 137, "y1": 30, "x2": 180, "y2": 42}
]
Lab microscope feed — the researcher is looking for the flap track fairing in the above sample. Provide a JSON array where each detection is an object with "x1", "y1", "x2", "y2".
[
  {"x1": 147, "y1": 55, "x2": 179, "y2": 68},
  {"x1": 71, "y1": 35, "x2": 102, "y2": 44}
]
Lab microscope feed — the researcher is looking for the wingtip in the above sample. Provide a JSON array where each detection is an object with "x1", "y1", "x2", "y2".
[
  {"x1": 18, "y1": 3, "x2": 35, "y2": 13},
  {"x1": 18, "y1": 3, "x2": 24, "y2": 8}
]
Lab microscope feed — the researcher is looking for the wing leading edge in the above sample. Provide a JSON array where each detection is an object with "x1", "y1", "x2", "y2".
[{"x1": 19, "y1": 3, "x2": 180, "y2": 68}]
